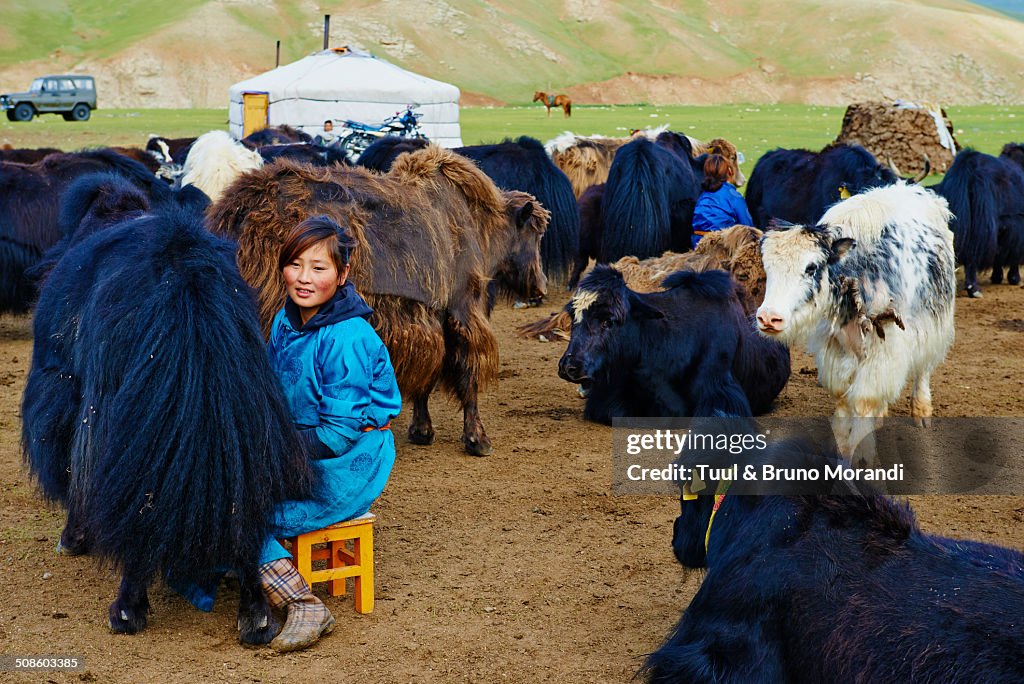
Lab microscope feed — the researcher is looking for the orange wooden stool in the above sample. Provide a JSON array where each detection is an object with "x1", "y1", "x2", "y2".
[{"x1": 280, "y1": 512, "x2": 375, "y2": 614}]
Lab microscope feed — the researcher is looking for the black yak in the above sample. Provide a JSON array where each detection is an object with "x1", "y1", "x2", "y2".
[
  {"x1": 257, "y1": 143, "x2": 348, "y2": 167},
  {"x1": 0, "y1": 148, "x2": 171, "y2": 313},
  {"x1": 598, "y1": 136, "x2": 701, "y2": 264},
  {"x1": 745, "y1": 143, "x2": 899, "y2": 229},
  {"x1": 644, "y1": 436, "x2": 1024, "y2": 683},
  {"x1": 22, "y1": 203, "x2": 313, "y2": 640},
  {"x1": 557, "y1": 267, "x2": 787, "y2": 422},
  {"x1": 930, "y1": 148, "x2": 1024, "y2": 297},
  {"x1": 356, "y1": 135, "x2": 431, "y2": 172},
  {"x1": 457, "y1": 136, "x2": 579, "y2": 289},
  {"x1": 241, "y1": 124, "x2": 313, "y2": 147}
]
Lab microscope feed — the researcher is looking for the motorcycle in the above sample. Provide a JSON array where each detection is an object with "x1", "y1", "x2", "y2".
[{"x1": 333, "y1": 106, "x2": 427, "y2": 163}]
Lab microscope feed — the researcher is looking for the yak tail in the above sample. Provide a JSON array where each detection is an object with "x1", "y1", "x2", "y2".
[
  {"x1": 599, "y1": 139, "x2": 670, "y2": 262},
  {"x1": 943, "y1": 150, "x2": 997, "y2": 269},
  {"x1": 515, "y1": 310, "x2": 572, "y2": 340},
  {"x1": 67, "y1": 208, "x2": 313, "y2": 580}
]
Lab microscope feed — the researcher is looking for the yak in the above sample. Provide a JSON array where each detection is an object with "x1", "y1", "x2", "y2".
[
  {"x1": 565, "y1": 134, "x2": 703, "y2": 289},
  {"x1": 1001, "y1": 142, "x2": 1024, "y2": 170},
  {"x1": 356, "y1": 136, "x2": 431, "y2": 172},
  {"x1": 644, "y1": 435, "x2": 1024, "y2": 683},
  {"x1": 930, "y1": 148, "x2": 1024, "y2": 297},
  {"x1": 0, "y1": 148, "x2": 173, "y2": 314},
  {"x1": 457, "y1": 136, "x2": 579, "y2": 289},
  {"x1": 240, "y1": 124, "x2": 313, "y2": 148},
  {"x1": 597, "y1": 136, "x2": 701, "y2": 264},
  {"x1": 757, "y1": 183, "x2": 956, "y2": 459},
  {"x1": 745, "y1": 143, "x2": 901, "y2": 229},
  {"x1": 558, "y1": 267, "x2": 787, "y2": 422},
  {"x1": 22, "y1": 203, "x2": 313, "y2": 640},
  {"x1": 257, "y1": 143, "x2": 349, "y2": 167},
  {"x1": 208, "y1": 147, "x2": 549, "y2": 456}
]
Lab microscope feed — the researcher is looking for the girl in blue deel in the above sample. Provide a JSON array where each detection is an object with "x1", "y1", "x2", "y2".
[
  {"x1": 257, "y1": 214, "x2": 401, "y2": 652},
  {"x1": 692, "y1": 154, "x2": 753, "y2": 248}
]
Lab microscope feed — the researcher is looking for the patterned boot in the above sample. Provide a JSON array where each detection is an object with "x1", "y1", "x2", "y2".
[{"x1": 259, "y1": 558, "x2": 336, "y2": 652}]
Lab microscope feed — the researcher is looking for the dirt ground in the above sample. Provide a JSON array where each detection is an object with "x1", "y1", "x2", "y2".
[{"x1": 2, "y1": 280, "x2": 1023, "y2": 683}]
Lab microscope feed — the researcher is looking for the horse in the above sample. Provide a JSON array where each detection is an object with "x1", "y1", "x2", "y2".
[
  {"x1": 533, "y1": 91, "x2": 572, "y2": 118},
  {"x1": 22, "y1": 201, "x2": 313, "y2": 640},
  {"x1": 208, "y1": 147, "x2": 550, "y2": 456}
]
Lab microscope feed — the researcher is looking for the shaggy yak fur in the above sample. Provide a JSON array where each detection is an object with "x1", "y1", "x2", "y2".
[
  {"x1": 929, "y1": 148, "x2": 1024, "y2": 297},
  {"x1": 457, "y1": 136, "x2": 579, "y2": 288},
  {"x1": 1002, "y1": 142, "x2": 1024, "y2": 170},
  {"x1": 22, "y1": 204, "x2": 313, "y2": 641},
  {"x1": 257, "y1": 143, "x2": 349, "y2": 167},
  {"x1": 573, "y1": 136, "x2": 702, "y2": 280},
  {"x1": 241, "y1": 124, "x2": 313, "y2": 148},
  {"x1": 558, "y1": 267, "x2": 787, "y2": 421},
  {"x1": 356, "y1": 136, "x2": 431, "y2": 172},
  {"x1": 208, "y1": 147, "x2": 550, "y2": 456},
  {"x1": 0, "y1": 148, "x2": 173, "y2": 314},
  {"x1": 27, "y1": 173, "x2": 210, "y2": 286},
  {"x1": 547, "y1": 134, "x2": 627, "y2": 198},
  {"x1": 645, "y1": 439, "x2": 1024, "y2": 682},
  {"x1": 0, "y1": 145, "x2": 62, "y2": 164},
  {"x1": 522, "y1": 224, "x2": 769, "y2": 341},
  {"x1": 179, "y1": 130, "x2": 264, "y2": 203},
  {"x1": 745, "y1": 143, "x2": 898, "y2": 229},
  {"x1": 545, "y1": 129, "x2": 743, "y2": 199}
]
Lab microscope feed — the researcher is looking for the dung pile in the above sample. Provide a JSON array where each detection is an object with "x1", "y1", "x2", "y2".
[{"x1": 834, "y1": 101, "x2": 960, "y2": 175}]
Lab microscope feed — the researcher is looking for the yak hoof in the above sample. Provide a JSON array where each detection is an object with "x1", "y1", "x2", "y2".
[
  {"x1": 108, "y1": 602, "x2": 148, "y2": 634},
  {"x1": 1009, "y1": 274, "x2": 1021, "y2": 286},
  {"x1": 56, "y1": 529, "x2": 89, "y2": 556},
  {"x1": 408, "y1": 426, "x2": 435, "y2": 446},
  {"x1": 463, "y1": 435, "x2": 494, "y2": 457},
  {"x1": 238, "y1": 606, "x2": 280, "y2": 646},
  {"x1": 914, "y1": 415, "x2": 933, "y2": 428},
  {"x1": 966, "y1": 286, "x2": 983, "y2": 299}
]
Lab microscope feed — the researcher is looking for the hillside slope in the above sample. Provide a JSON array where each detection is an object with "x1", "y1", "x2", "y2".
[{"x1": 0, "y1": 0, "x2": 1021, "y2": 107}]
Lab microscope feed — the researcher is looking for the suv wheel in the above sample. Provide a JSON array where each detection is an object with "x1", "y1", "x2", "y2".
[
  {"x1": 71, "y1": 104, "x2": 91, "y2": 121},
  {"x1": 13, "y1": 103, "x2": 34, "y2": 121}
]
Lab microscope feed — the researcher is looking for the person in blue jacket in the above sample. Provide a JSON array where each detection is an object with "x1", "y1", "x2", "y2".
[
  {"x1": 692, "y1": 154, "x2": 753, "y2": 249},
  {"x1": 258, "y1": 214, "x2": 402, "y2": 652}
]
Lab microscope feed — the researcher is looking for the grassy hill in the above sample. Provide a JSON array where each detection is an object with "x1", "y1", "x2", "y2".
[{"x1": 0, "y1": 1, "x2": 1021, "y2": 107}]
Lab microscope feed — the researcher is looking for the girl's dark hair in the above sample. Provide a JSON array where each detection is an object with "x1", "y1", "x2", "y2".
[
  {"x1": 701, "y1": 154, "x2": 732, "y2": 193},
  {"x1": 278, "y1": 215, "x2": 357, "y2": 272}
]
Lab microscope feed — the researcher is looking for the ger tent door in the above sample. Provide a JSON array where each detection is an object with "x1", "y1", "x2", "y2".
[{"x1": 242, "y1": 92, "x2": 269, "y2": 137}]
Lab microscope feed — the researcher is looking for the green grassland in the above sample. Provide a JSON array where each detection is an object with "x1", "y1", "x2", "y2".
[
  {"x1": 2, "y1": 105, "x2": 1021, "y2": 181},
  {"x1": 0, "y1": 1, "x2": 1020, "y2": 107}
]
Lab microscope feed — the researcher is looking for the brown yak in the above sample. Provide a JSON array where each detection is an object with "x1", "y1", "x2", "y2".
[{"x1": 208, "y1": 147, "x2": 550, "y2": 456}]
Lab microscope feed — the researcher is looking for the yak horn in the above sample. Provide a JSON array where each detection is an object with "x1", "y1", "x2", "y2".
[
  {"x1": 886, "y1": 156, "x2": 903, "y2": 177},
  {"x1": 909, "y1": 155, "x2": 931, "y2": 184}
]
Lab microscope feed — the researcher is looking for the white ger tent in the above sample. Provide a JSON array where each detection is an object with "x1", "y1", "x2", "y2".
[{"x1": 228, "y1": 47, "x2": 462, "y2": 147}]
